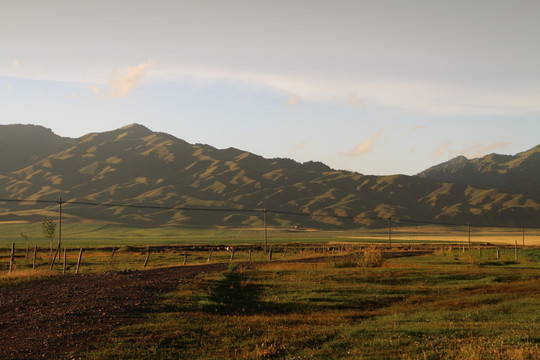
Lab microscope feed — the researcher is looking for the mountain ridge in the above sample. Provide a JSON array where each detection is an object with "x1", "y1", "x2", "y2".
[
  {"x1": 0, "y1": 124, "x2": 538, "y2": 228},
  {"x1": 418, "y1": 144, "x2": 540, "y2": 202}
]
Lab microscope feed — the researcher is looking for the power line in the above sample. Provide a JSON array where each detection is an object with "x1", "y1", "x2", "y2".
[{"x1": 0, "y1": 197, "x2": 538, "y2": 229}]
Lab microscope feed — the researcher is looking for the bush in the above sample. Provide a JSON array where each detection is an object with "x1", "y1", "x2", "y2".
[{"x1": 362, "y1": 247, "x2": 384, "y2": 267}]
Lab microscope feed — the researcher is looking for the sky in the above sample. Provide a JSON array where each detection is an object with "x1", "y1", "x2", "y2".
[{"x1": 1, "y1": 0, "x2": 539, "y2": 176}]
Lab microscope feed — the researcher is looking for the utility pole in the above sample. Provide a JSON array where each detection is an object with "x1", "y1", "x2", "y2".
[
  {"x1": 58, "y1": 196, "x2": 62, "y2": 250},
  {"x1": 50, "y1": 196, "x2": 63, "y2": 269},
  {"x1": 468, "y1": 221, "x2": 471, "y2": 249},
  {"x1": 388, "y1": 217, "x2": 392, "y2": 250},
  {"x1": 264, "y1": 207, "x2": 268, "y2": 254}
]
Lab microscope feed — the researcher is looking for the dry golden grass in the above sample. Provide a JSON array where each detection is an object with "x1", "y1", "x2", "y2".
[
  {"x1": 255, "y1": 262, "x2": 323, "y2": 271},
  {"x1": 0, "y1": 268, "x2": 55, "y2": 280}
]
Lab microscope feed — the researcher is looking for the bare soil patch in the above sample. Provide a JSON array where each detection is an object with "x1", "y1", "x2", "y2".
[{"x1": 0, "y1": 263, "x2": 227, "y2": 360}]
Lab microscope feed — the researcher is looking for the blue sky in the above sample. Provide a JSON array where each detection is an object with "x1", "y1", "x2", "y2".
[{"x1": 1, "y1": 0, "x2": 539, "y2": 175}]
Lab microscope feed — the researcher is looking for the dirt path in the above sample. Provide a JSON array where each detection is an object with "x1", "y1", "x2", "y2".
[{"x1": 0, "y1": 263, "x2": 228, "y2": 360}]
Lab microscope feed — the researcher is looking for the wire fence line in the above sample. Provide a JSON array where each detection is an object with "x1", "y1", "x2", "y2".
[{"x1": 1, "y1": 197, "x2": 539, "y2": 275}]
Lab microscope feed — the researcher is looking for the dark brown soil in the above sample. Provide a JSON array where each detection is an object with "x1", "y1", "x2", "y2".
[{"x1": 0, "y1": 263, "x2": 228, "y2": 360}]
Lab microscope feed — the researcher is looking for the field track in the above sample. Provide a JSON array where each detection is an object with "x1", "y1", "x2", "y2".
[{"x1": 0, "y1": 250, "x2": 429, "y2": 359}]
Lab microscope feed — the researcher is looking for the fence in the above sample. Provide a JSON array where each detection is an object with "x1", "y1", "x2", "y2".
[{"x1": 1, "y1": 197, "x2": 539, "y2": 274}]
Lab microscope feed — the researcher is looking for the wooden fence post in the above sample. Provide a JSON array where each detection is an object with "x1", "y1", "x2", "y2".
[
  {"x1": 269, "y1": 246, "x2": 273, "y2": 261},
  {"x1": 63, "y1": 248, "x2": 67, "y2": 275},
  {"x1": 496, "y1": 246, "x2": 500, "y2": 260},
  {"x1": 110, "y1": 246, "x2": 116, "y2": 267},
  {"x1": 229, "y1": 248, "x2": 235, "y2": 262},
  {"x1": 144, "y1": 251, "x2": 151, "y2": 268},
  {"x1": 33, "y1": 245, "x2": 37, "y2": 270},
  {"x1": 75, "y1": 248, "x2": 83, "y2": 274},
  {"x1": 9, "y1": 243, "x2": 15, "y2": 273},
  {"x1": 207, "y1": 247, "x2": 214, "y2": 262},
  {"x1": 183, "y1": 253, "x2": 188, "y2": 265},
  {"x1": 249, "y1": 249, "x2": 252, "y2": 263},
  {"x1": 514, "y1": 241, "x2": 518, "y2": 261}
]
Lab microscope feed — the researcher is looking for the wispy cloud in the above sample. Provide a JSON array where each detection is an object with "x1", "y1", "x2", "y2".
[
  {"x1": 69, "y1": 93, "x2": 78, "y2": 99},
  {"x1": 295, "y1": 142, "x2": 306, "y2": 150},
  {"x1": 462, "y1": 141, "x2": 511, "y2": 158},
  {"x1": 286, "y1": 93, "x2": 301, "y2": 106},
  {"x1": 88, "y1": 85, "x2": 101, "y2": 96},
  {"x1": 433, "y1": 142, "x2": 451, "y2": 158},
  {"x1": 346, "y1": 129, "x2": 383, "y2": 157},
  {"x1": 11, "y1": 59, "x2": 19, "y2": 67},
  {"x1": 347, "y1": 91, "x2": 362, "y2": 106},
  {"x1": 108, "y1": 60, "x2": 152, "y2": 98},
  {"x1": 412, "y1": 124, "x2": 427, "y2": 131}
]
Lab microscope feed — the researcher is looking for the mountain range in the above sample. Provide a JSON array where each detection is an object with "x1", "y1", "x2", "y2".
[
  {"x1": 418, "y1": 146, "x2": 540, "y2": 203},
  {"x1": 0, "y1": 123, "x2": 538, "y2": 228}
]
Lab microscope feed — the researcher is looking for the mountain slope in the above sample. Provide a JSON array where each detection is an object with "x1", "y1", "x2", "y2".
[
  {"x1": 0, "y1": 124, "x2": 538, "y2": 228},
  {"x1": 417, "y1": 145, "x2": 540, "y2": 202}
]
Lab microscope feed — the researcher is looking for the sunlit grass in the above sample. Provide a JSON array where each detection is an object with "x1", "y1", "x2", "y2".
[{"x1": 83, "y1": 251, "x2": 540, "y2": 359}]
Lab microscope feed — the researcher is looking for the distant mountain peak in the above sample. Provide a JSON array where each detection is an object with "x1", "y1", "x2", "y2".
[
  {"x1": 418, "y1": 144, "x2": 540, "y2": 201},
  {"x1": 119, "y1": 123, "x2": 151, "y2": 132},
  {"x1": 447, "y1": 155, "x2": 469, "y2": 165}
]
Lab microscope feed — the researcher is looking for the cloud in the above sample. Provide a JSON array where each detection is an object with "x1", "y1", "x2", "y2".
[
  {"x1": 346, "y1": 130, "x2": 383, "y2": 157},
  {"x1": 69, "y1": 93, "x2": 78, "y2": 99},
  {"x1": 347, "y1": 91, "x2": 362, "y2": 106},
  {"x1": 433, "y1": 142, "x2": 452, "y2": 158},
  {"x1": 108, "y1": 60, "x2": 152, "y2": 98},
  {"x1": 412, "y1": 124, "x2": 427, "y2": 131},
  {"x1": 462, "y1": 141, "x2": 511, "y2": 158},
  {"x1": 11, "y1": 59, "x2": 19, "y2": 67},
  {"x1": 89, "y1": 85, "x2": 101, "y2": 96},
  {"x1": 285, "y1": 93, "x2": 301, "y2": 106},
  {"x1": 295, "y1": 142, "x2": 306, "y2": 150}
]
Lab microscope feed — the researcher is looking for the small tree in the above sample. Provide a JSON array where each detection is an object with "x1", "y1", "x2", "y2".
[{"x1": 42, "y1": 216, "x2": 56, "y2": 264}]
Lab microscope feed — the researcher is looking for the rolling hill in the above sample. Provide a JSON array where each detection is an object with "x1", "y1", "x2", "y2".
[
  {"x1": 418, "y1": 145, "x2": 540, "y2": 202},
  {"x1": 0, "y1": 123, "x2": 538, "y2": 228}
]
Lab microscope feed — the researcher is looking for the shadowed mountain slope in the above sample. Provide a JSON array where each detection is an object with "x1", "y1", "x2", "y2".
[
  {"x1": 0, "y1": 124, "x2": 538, "y2": 228},
  {"x1": 418, "y1": 145, "x2": 540, "y2": 202}
]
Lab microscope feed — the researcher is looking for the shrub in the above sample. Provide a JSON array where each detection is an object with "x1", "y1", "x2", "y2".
[{"x1": 362, "y1": 247, "x2": 384, "y2": 267}]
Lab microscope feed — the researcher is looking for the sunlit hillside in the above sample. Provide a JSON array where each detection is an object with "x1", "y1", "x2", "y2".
[{"x1": 0, "y1": 124, "x2": 538, "y2": 228}]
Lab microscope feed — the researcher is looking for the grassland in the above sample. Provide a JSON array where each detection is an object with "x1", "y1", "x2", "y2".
[
  {"x1": 1, "y1": 220, "x2": 538, "y2": 359},
  {"x1": 1, "y1": 221, "x2": 539, "y2": 249},
  {"x1": 82, "y1": 250, "x2": 540, "y2": 360}
]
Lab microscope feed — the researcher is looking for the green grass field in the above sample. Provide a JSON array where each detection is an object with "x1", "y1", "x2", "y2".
[
  {"x1": 2, "y1": 221, "x2": 539, "y2": 249},
  {"x1": 82, "y1": 251, "x2": 540, "y2": 360}
]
